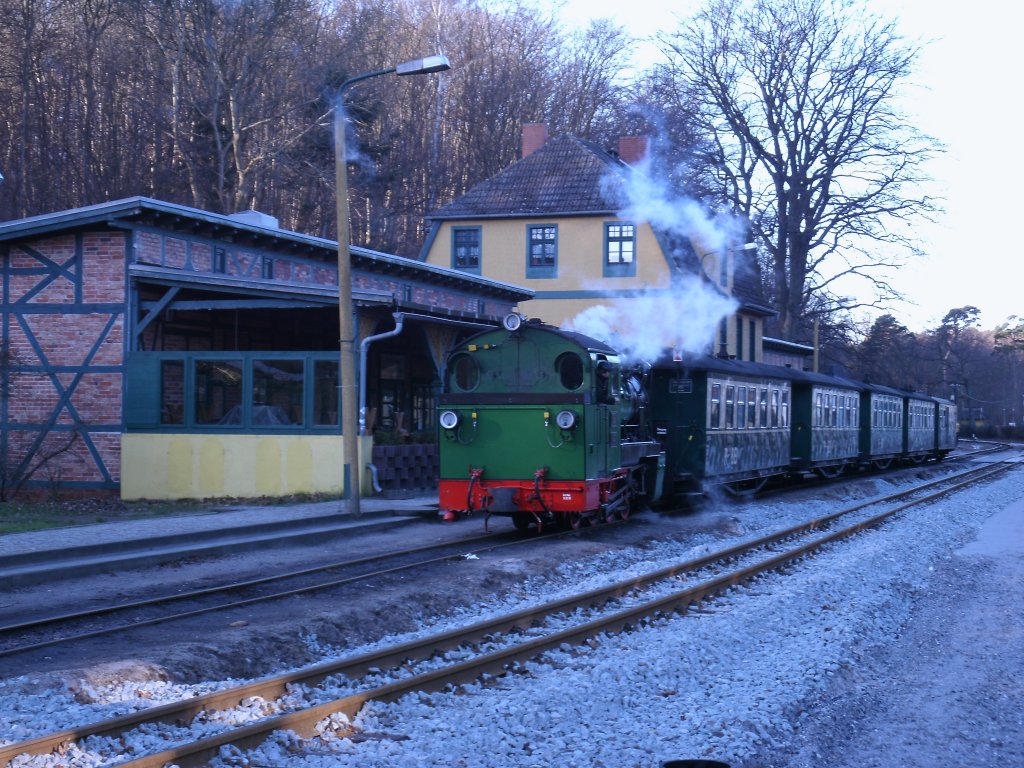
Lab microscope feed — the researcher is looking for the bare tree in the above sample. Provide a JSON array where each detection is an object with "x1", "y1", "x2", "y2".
[
  {"x1": 653, "y1": 0, "x2": 941, "y2": 341},
  {"x1": 0, "y1": 0, "x2": 636, "y2": 250}
]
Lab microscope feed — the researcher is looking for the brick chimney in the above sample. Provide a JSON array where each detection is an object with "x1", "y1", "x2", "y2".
[
  {"x1": 522, "y1": 123, "x2": 548, "y2": 158},
  {"x1": 617, "y1": 136, "x2": 648, "y2": 165}
]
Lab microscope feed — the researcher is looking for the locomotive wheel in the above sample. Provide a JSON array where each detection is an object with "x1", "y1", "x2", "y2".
[
  {"x1": 567, "y1": 511, "x2": 585, "y2": 529},
  {"x1": 512, "y1": 513, "x2": 533, "y2": 531},
  {"x1": 617, "y1": 503, "x2": 631, "y2": 521}
]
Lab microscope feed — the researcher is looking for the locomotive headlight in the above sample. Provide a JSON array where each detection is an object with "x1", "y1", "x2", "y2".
[
  {"x1": 555, "y1": 409, "x2": 578, "y2": 430},
  {"x1": 502, "y1": 312, "x2": 523, "y2": 332},
  {"x1": 439, "y1": 410, "x2": 459, "y2": 430}
]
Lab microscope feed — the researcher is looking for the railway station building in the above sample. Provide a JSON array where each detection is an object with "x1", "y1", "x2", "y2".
[
  {"x1": 418, "y1": 124, "x2": 775, "y2": 363},
  {"x1": 0, "y1": 198, "x2": 530, "y2": 500}
]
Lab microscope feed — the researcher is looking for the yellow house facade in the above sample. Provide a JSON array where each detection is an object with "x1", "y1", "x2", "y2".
[{"x1": 418, "y1": 128, "x2": 773, "y2": 361}]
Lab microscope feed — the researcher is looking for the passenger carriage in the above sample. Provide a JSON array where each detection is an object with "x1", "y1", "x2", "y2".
[
  {"x1": 905, "y1": 393, "x2": 940, "y2": 461},
  {"x1": 935, "y1": 398, "x2": 958, "y2": 456},
  {"x1": 647, "y1": 356, "x2": 794, "y2": 497},
  {"x1": 789, "y1": 371, "x2": 863, "y2": 478},
  {"x1": 861, "y1": 384, "x2": 905, "y2": 468}
]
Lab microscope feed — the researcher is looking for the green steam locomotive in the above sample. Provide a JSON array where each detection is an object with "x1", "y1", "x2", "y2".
[{"x1": 437, "y1": 314, "x2": 956, "y2": 530}]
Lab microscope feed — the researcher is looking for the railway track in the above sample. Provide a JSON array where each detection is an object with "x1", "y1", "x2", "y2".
[
  {"x1": 0, "y1": 520, "x2": 620, "y2": 660},
  {"x1": 2, "y1": 459, "x2": 1015, "y2": 768}
]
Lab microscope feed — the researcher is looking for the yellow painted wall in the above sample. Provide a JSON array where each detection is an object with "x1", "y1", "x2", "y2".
[
  {"x1": 120, "y1": 433, "x2": 375, "y2": 501},
  {"x1": 424, "y1": 218, "x2": 763, "y2": 361},
  {"x1": 424, "y1": 217, "x2": 672, "y2": 327}
]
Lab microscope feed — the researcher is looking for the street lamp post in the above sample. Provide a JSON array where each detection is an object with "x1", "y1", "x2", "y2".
[{"x1": 335, "y1": 54, "x2": 450, "y2": 515}]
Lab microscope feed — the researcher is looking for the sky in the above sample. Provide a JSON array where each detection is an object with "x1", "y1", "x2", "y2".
[{"x1": 559, "y1": 0, "x2": 1022, "y2": 333}]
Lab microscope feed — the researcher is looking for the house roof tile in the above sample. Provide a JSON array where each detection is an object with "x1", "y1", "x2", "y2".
[{"x1": 426, "y1": 134, "x2": 628, "y2": 219}]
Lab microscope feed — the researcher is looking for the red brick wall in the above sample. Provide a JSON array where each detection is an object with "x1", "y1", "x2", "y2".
[{"x1": 2, "y1": 232, "x2": 125, "y2": 492}]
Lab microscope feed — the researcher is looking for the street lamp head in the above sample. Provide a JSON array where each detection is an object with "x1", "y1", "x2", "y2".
[{"x1": 396, "y1": 54, "x2": 451, "y2": 76}]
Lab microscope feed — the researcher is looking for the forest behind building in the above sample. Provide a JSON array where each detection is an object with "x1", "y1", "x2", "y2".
[{"x1": 1, "y1": 0, "x2": 1021, "y2": 433}]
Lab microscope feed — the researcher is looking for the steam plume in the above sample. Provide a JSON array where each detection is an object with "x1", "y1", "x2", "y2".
[{"x1": 564, "y1": 149, "x2": 744, "y2": 362}]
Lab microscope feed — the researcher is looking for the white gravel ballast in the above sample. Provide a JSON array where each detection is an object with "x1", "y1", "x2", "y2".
[{"x1": 2, "y1": 468, "x2": 1022, "y2": 768}]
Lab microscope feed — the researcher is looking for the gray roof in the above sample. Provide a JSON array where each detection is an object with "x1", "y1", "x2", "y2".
[
  {"x1": 424, "y1": 134, "x2": 772, "y2": 315},
  {"x1": 0, "y1": 196, "x2": 533, "y2": 301},
  {"x1": 426, "y1": 134, "x2": 629, "y2": 220}
]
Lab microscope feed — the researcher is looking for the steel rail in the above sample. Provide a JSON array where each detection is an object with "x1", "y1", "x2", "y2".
[
  {"x1": 1, "y1": 461, "x2": 1014, "y2": 767},
  {"x1": 0, "y1": 521, "x2": 615, "y2": 659},
  {"x1": 108, "y1": 460, "x2": 1017, "y2": 768},
  {"x1": 0, "y1": 530, "x2": 503, "y2": 635}
]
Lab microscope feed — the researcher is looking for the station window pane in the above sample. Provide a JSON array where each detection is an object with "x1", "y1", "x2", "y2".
[
  {"x1": 253, "y1": 359, "x2": 304, "y2": 426},
  {"x1": 527, "y1": 224, "x2": 557, "y2": 278},
  {"x1": 313, "y1": 360, "x2": 339, "y2": 426},
  {"x1": 160, "y1": 360, "x2": 185, "y2": 425},
  {"x1": 452, "y1": 227, "x2": 481, "y2": 271},
  {"x1": 195, "y1": 360, "x2": 243, "y2": 425}
]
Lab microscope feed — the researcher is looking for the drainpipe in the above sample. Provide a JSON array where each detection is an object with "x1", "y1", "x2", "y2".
[
  {"x1": 357, "y1": 310, "x2": 494, "y2": 436},
  {"x1": 359, "y1": 312, "x2": 405, "y2": 435}
]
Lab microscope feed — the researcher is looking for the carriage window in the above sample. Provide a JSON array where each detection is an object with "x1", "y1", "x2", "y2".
[
  {"x1": 759, "y1": 389, "x2": 768, "y2": 428},
  {"x1": 737, "y1": 386, "x2": 747, "y2": 429},
  {"x1": 781, "y1": 390, "x2": 790, "y2": 427},
  {"x1": 747, "y1": 389, "x2": 757, "y2": 428},
  {"x1": 770, "y1": 389, "x2": 779, "y2": 427},
  {"x1": 710, "y1": 383, "x2": 721, "y2": 429},
  {"x1": 815, "y1": 392, "x2": 823, "y2": 426},
  {"x1": 725, "y1": 385, "x2": 735, "y2": 428},
  {"x1": 555, "y1": 352, "x2": 584, "y2": 390},
  {"x1": 449, "y1": 353, "x2": 479, "y2": 392}
]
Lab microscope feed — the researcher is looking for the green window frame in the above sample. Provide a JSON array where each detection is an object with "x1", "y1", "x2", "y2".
[
  {"x1": 604, "y1": 222, "x2": 636, "y2": 277},
  {"x1": 127, "y1": 351, "x2": 342, "y2": 433},
  {"x1": 451, "y1": 226, "x2": 481, "y2": 274},
  {"x1": 526, "y1": 224, "x2": 557, "y2": 278}
]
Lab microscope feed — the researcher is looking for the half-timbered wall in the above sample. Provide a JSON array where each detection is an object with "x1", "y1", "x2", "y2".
[
  {"x1": 1, "y1": 231, "x2": 126, "y2": 492},
  {"x1": 1, "y1": 199, "x2": 529, "y2": 499},
  {"x1": 129, "y1": 226, "x2": 498, "y2": 320}
]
